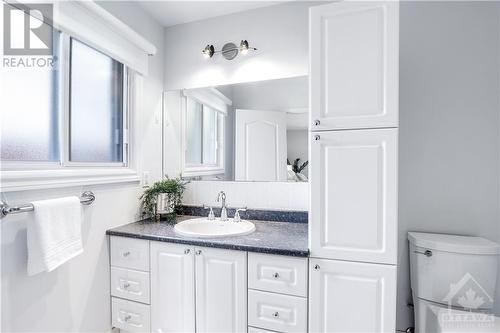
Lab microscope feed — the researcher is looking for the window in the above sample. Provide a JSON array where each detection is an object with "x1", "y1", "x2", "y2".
[
  {"x1": 69, "y1": 38, "x2": 125, "y2": 164},
  {"x1": 1, "y1": 33, "x2": 128, "y2": 169},
  {"x1": 1, "y1": 31, "x2": 61, "y2": 162},
  {"x1": 182, "y1": 94, "x2": 226, "y2": 177}
]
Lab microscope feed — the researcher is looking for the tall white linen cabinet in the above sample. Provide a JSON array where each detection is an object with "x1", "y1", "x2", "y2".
[{"x1": 308, "y1": 2, "x2": 399, "y2": 333}]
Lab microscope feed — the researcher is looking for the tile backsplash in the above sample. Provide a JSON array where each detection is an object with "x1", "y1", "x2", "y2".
[{"x1": 182, "y1": 181, "x2": 309, "y2": 211}]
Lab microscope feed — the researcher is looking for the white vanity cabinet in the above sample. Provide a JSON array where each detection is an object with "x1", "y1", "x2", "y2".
[
  {"x1": 247, "y1": 253, "x2": 308, "y2": 333},
  {"x1": 110, "y1": 236, "x2": 151, "y2": 333},
  {"x1": 110, "y1": 236, "x2": 308, "y2": 333},
  {"x1": 309, "y1": 128, "x2": 398, "y2": 265},
  {"x1": 308, "y1": 1, "x2": 399, "y2": 332},
  {"x1": 309, "y1": 1, "x2": 399, "y2": 131},
  {"x1": 150, "y1": 242, "x2": 247, "y2": 333},
  {"x1": 309, "y1": 258, "x2": 397, "y2": 333},
  {"x1": 150, "y1": 241, "x2": 195, "y2": 333},
  {"x1": 195, "y1": 247, "x2": 247, "y2": 333}
]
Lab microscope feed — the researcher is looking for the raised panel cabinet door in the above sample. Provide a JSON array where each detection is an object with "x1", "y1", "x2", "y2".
[
  {"x1": 310, "y1": 1, "x2": 399, "y2": 131},
  {"x1": 310, "y1": 129, "x2": 398, "y2": 264},
  {"x1": 150, "y1": 242, "x2": 195, "y2": 333},
  {"x1": 195, "y1": 247, "x2": 247, "y2": 333},
  {"x1": 309, "y1": 258, "x2": 397, "y2": 333}
]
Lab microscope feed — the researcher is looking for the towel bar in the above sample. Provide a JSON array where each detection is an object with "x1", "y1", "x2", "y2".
[{"x1": 0, "y1": 191, "x2": 96, "y2": 218}]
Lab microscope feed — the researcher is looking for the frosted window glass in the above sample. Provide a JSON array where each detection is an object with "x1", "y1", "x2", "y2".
[
  {"x1": 202, "y1": 106, "x2": 217, "y2": 165},
  {"x1": 185, "y1": 98, "x2": 203, "y2": 165},
  {"x1": 69, "y1": 39, "x2": 124, "y2": 163},
  {"x1": 0, "y1": 32, "x2": 60, "y2": 161}
]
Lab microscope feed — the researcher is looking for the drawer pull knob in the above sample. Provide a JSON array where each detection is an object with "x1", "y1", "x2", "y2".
[
  {"x1": 124, "y1": 314, "x2": 132, "y2": 322},
  {"x1": 273, "y1": 312, "x2": 279, "y2": 318},
  {"x1": 273, "y1": 272, "x2": 280, "y2": 279},
  {"x1": 314, "y1": 135, "x2": 320, "y2": 141},
  {"x1": 314, "y1": 264, "x2": 320, "y2": 270},
  {"x1": 123, "y1": 282, "x2": 131, "y2": 289},
  {"x1": 184, "y1": 249, "x2": 191, "y2": 254},
  {"x1": 123, "y1": 251, "x2": 131, "y2": 257},
  {"x1": 314, "y1": 119, "x2": 321, "y2": 126},
  {"x1": 195, "y1": 250, "x2": 202, "y2": 255}
]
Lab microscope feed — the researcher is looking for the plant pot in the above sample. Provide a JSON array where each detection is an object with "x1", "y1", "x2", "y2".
[{"x1": 155, "y1": 193, "x2": 177, "y2": 222}]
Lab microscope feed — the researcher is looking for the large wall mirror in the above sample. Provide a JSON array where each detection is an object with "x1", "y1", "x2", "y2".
[{"x1": 163, "y1": 76, "x2": 309, "y2": 182}]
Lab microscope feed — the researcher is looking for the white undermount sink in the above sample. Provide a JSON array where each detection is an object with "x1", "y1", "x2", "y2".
[{"x1": 174, "y1": 217, "x2": 255, "y2": 238}]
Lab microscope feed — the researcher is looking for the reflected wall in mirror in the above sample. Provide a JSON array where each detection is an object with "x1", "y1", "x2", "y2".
[{"x1": 164, "y1": 76, "x2": 308, "y2": 182}]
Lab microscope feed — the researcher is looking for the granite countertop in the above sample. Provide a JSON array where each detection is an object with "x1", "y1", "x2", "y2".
[{"x1": 106, "y1": 215, "x2": 309, "y2": 257}]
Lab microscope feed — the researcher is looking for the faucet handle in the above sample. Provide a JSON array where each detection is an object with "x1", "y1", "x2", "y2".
[
  {"x1": 203, "y1": 205, "x2": 215, "y2": 221},
  {"x1": 234, "y1": 207, "x2": 247, "y2": 222}
]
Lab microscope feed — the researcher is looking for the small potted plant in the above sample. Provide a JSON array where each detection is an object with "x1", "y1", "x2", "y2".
[
  {"x1": 140, "y1": 176, "x2": 188, "y2": 222},
  {"x1": 287, "y1": 158, "x2": 309, "y2": 182}
]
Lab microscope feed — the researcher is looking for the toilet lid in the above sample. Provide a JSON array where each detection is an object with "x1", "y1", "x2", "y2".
[
  {"x1": 436, "y1": 307, "x2": 500, "y2": 333},
  {"x1": 408, "y1": 232, "x2": 500, "y2": 255}
]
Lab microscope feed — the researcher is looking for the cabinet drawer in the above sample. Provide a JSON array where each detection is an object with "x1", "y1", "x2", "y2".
[
  {"x1": 111, "y1": 297, "x2": 150, "y2": 333},
  {"x1": 249, "y1": 253, "x2": 308, "y2": 297},
  {"x1": 110, "y1": 236, "x2": 149, "y2": 271},
  {"x1": 111, "y1": 267, "x2": 150, "y2": 304},
  {"x1": 248, "y1": 290, "x2": 307, "y2": 333}
]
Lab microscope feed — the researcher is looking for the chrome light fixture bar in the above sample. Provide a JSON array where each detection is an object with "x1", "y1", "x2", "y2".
[{"x1": 202, "y1": 40, "x2": 257, "y2": 60}]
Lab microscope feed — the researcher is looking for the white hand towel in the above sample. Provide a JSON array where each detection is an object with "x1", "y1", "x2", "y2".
[{"x1": 27, "y1": 196, "x2": 83, "y2": 276}]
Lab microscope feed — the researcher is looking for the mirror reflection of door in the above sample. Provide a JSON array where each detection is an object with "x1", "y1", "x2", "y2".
[{"x1": 235, "y1": 109, "x2": 287, "y2": 182}]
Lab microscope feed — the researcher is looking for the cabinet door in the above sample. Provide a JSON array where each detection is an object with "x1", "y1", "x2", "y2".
[
  {"x1": 195, "y1": 247, "x2": 247, "y2": 333},
  {"x1": 309, "y1": 258, "x2": 396, "y2": 333},
  {"x1": 310, "y1": 1, "x2": 399, "y2": 131},
  {"x1": 310, "y1": 129, "x2": 398, "y2": 264},
  {"x1": 150, "y1": 242, "x2": 195, "y2": 333}
]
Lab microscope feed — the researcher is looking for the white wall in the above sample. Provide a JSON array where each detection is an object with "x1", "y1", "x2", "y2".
[
  {"x1": 229, "y1": 76, "x2": 308, "y2": 111},
  {"x1": 0, "y1": 2, "x2": 165, "y2": 332},
  {"x1": 164, "y1": 1, "x2": 312, "y2": 90},
  {"x1": 398, "y1": 1, "x2": 500, "y2": 330}
]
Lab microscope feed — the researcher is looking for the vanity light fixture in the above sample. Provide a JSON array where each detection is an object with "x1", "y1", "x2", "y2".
[
  {"x1": 201, "y1": 40, "x2": 257, "y2": 60},
  {"x1": 202, "y1": 44, "x2": 215, "y2": 59}
]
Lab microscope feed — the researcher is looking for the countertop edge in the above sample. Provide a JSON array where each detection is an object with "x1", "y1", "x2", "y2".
[{"x1": 106, "y1": 229, "x2": 310, "y2": 258}]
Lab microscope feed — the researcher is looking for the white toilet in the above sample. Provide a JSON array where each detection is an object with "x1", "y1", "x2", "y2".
[{"x1": 408, "y1": 232, "x2": 500, "y2": 333}]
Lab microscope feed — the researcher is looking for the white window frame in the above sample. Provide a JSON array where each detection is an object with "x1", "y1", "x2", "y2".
[
  {"x1": 62, "y1": 35, "x2": 129, "y2": 168},
  {"x1": 0, "y1": 32, "x2": 139, "y2": 192},
  {"x1": 181, "y1": 89, "x2": 229, "y2": 178}
]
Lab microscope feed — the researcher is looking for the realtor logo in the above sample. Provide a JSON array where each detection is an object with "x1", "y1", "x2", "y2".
[
  {"x1": 442, "y1": 273, "x2": 494, "y2": 310},
  {"x1": 3, "y1": 3, "x2": 53, "y2": 55},
  {"x1": 438, "y1": 273, "x2": 495, "y2": 330}
]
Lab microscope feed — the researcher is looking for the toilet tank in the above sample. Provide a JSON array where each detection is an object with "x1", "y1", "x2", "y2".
[{"x1": 409, "y1": 232, "x2": 500, "y2": 310}]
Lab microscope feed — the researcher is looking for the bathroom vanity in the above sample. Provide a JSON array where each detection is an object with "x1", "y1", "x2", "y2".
[{"x1": 107, "y1": 216, "x2": 308, "y2": 333}]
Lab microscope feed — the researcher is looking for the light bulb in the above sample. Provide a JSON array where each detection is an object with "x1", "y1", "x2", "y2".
[
  {"x1": 240, "y1": 40, "x2": 249, "y2": 55},
  {"x1": 202, "y1": 45, "x2": 214, "y2": 59}
]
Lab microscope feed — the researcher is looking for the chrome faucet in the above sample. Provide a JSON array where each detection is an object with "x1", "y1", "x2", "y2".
[{"x1": 217, "y1": 191, "x2": 228, "y2": 221}]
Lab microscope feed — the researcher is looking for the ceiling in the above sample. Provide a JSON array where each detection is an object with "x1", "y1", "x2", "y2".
[{"x1": 137, "y1": 1, "x2": 284, "y2": 27}]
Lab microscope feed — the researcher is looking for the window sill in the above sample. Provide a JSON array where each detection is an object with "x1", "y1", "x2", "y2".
[
  {"x1": 0, "y1": 168, "x2": 140, "y2": 192},
  {"x1": 182, "y1": 167, "x2": 225, "y2": 178}
]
